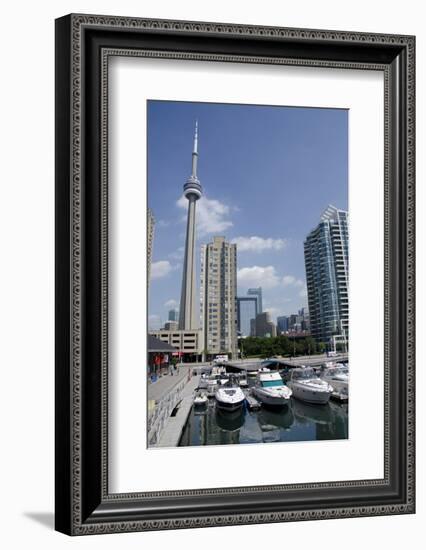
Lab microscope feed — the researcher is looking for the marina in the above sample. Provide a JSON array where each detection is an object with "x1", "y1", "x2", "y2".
[
  {"x1": 180, "y1": 390, "x2": 348, "y2": 447},
  {"x1": 147, "y1": 356, "x2": 349, "y2": 448}
]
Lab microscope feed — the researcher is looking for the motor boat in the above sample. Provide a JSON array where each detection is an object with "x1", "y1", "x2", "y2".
[
  {"x1": 247, "y1": 369, "x2": 258, "y2": 379},
  {"x1": 239, "y1": 376, "x2": 248, "y2": 388},
  {"x1": 193, "y1": 391, "x2": 208, "y2": 406},
  {"x1": 215, "y1": 385, "x2": 245, "y2": 412},
  {"x1": 198, "y1": 373, "x2": 209, "y2": 389},
  {"x1": 252, "y1": 369, "x2": 292, "y2": 407},
  {"x1": 206, "y1": 379, "x2": 219, "y2": 397},
  {"x1": 287, "y1": 367, "x2": 333, "y2": 405},
  {"x1": 320, "y1": 364, "x2": 349, "y2": 401}
]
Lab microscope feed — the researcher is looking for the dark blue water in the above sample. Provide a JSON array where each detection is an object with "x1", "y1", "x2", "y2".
[{"x1": 179, "y1": 395, "x2": 348, "y2": 447}]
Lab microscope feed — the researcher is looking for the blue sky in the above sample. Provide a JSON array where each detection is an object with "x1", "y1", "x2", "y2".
[{"x1": 148, "y1": 100, "x2": 348, "y2": 329}]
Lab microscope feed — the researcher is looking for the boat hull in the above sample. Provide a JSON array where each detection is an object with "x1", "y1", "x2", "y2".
[
  {"x1": 215, "y1": 398, "x2": 244, "y2": 412},
  {"x1": 289, "y1": 383, "x2": 331, "y2": 405},
  {"x1": 252, "y1": 387, "x2": 291, "y2": 407}
]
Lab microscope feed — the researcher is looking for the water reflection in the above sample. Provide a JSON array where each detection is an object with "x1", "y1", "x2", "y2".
[
  {"x1": 179, "y1": 397, "x2": 348, "y2": 447},
  {"x1": 216, "y1": 407, "x2": 245, "y2": 432}
]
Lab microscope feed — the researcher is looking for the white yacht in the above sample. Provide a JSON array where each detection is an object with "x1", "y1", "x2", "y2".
[
  {"x1": 287, "y1": 367, "x2": 333, "y2": 405},
  {"x1": 215, "y1": 386, "x2": 245, "y2": 411},
  {"x1": 193, "y1": 391, "x2": 208, "y2": 406},
  {"x1": 321, "y1": 363, "x2": 349, "y2": 401},
  {"x1": 198, "y1": 373, "x2": 209, "y2": 389},
  {"x1": 206, "y1": 379, "x2": 219, "y2": 397},
  {"x1": 252, "y1": 369, "x2": 292, "y2": 407},
  {"x1": 239, "y1": 376, "x2": 248, "y2": 388}
]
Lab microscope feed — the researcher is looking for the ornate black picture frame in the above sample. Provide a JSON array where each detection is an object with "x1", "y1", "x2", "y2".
[{"x1": 55, "y1": 14, "x2": 415, "y2": 535}]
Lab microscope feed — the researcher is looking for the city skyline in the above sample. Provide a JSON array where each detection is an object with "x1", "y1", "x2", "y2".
[{"x1": 148, "y1": 100, "x2": 348, "y2": 330}]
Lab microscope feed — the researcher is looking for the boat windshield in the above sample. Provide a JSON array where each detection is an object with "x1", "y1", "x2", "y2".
[
  {"x1": 261, "y1": 379, "x2": 284, "y2": 388},
  {"x1": 327, "y1": 367, "x2": 348, "y2": 376},
  {"x1": 293, "y1": 369, "x2": 315, "y2": 380}
]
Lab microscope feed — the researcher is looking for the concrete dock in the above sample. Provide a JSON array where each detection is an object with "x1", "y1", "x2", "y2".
[{"x1": 157, "y1": 374, "x2": 199, "y2": 447}]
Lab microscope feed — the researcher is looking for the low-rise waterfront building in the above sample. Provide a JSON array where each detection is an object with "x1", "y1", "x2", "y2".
[{"x1": 149, "y1": 329, "x2": 203, "y2": 362}]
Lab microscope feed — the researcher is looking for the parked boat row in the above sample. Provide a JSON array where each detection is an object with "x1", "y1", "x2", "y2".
[{"x1": 194, "y1": 361, "x2": 349, "y2": 412}]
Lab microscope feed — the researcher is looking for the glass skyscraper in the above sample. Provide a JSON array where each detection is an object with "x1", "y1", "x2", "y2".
[
  {"x1": 237, "y1": 297, "x2": 258, "y2": 337},
  {"x1": 247, "y1": 287, "x2": 263, "y2": 314},
  {"x1": 304, "y1": 205, "x2": 349, "y2": 347}
]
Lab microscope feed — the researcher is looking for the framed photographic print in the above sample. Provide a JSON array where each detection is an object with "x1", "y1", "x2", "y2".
[{"x1": 55, "y1": 14, "x2": 415, "y2": 535}]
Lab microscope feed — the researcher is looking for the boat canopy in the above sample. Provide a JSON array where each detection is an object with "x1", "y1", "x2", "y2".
[
  {"x1": 261, "y1": 379, "x2": 284, "y2": 388},
  {"x1": 292, "y1": 367, "x2": 317, "y2": 380},
  {"x1": 326, "y1": 366, "x2": 348, "y2": 376}
]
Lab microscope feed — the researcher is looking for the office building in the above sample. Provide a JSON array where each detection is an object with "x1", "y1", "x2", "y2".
[
  {"x1": 247, "y1": 287, "x2": 263, "y2": 314},
  {"x1": 168, "y1": 308, "x2": 178, "y2": 322},
  {"x1": 255, "y1": 312, "x2": 277, "y2": 338},
  {"x1": 277, "y1": 315, "x2": 289, "y2": 333},
  {"x1": 304, "y1": 204, "x2": 349, "y2": 348},
  {"x1": 237, "y1": 296, "x2": 258, "y2": 337},
  {"x1": 200, "y1": 236, "x2": 238, "y2": 358},
  {"x1": 163, "y1": 321, "x2": 179, "y2": 331}
]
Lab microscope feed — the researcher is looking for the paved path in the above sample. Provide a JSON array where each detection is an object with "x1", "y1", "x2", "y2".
[
  {"x1": 157, "y1": 375, "x2": 199, "y2": 448},
  {"x1": 148, "y1": 366, "x2": 193, "y2": 402}
]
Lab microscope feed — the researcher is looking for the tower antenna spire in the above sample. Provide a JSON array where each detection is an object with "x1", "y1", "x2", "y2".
[{"x1": 191, "y1": 120, "x2": 199, "y2": 178}]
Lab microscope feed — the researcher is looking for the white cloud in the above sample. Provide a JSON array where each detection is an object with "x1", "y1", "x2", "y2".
[
  {"x1": 231, "y1": 236, "x2": 287, "y2": 253},
  {"x1": 157, "y1": 219, "x2": 170, "y2": 228},
  {"x1": 299, "y1": 287, "x2": 308, "y2": 298},
  {"x1": 148, "y1": 314, "x2": 162, "y2": 330},
  {"x1": 237, "y1": 265, "x2": 280, "y2": 289},
  {"x1": 168, "y1": 246, "x2": 185, "y2": 260},
  {"x1": 282, "y1": 275, "x2": 296, "y2": 286},
  {"x1": 177, "y1": 195, "x2": 233, "y2": 236},
  {"x1": 263, "y1": 306, "x2": 281, "y2": 318},
  {"x1": 151, "y1": 260, "x2": 172, "y2": 279},
  {"x1": 164, "y1": 299, "x2": 178, "y2": 308},
  {"x1": 282, "y1": 275, "x2": 304, "y2": 288}
]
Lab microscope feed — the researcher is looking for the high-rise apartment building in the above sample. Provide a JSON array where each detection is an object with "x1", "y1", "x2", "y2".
[
  {"x1": 200, "y1": 236, "x2": 238, "y2": 358},
  {"x1": 304, "y1": 205, "x2": 349, "y2": 347},
  {"x1": 237, "y1": 297, "x2": 258, "y2": 337},
  {"x1": 147, "y1": 208, "x2": 155, "y2": 286},
  {"x1": 247, "y1": 287, "x2": 263, "y2": 314}
]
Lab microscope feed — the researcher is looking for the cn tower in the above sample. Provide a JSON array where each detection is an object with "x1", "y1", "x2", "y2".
[{"x1": 179, "y1": 121, "x2": 202, "y2": 330}]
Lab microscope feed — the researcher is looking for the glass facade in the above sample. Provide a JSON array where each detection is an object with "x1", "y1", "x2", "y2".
[
  {"x1": 237, "y1": 297, "x2": 258, "y2": 337},
  {"x1": 247, "y1": 287, "x2": 263, "y2": 314},
  {"x1": 304, "y1": 205, "x2": 349, "y2": 346}
]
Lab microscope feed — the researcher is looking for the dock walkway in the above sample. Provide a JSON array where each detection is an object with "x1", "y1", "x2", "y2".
[
  {"x1": 148, "y1": 366, "x2": 194, "y2": 401},
  {"x1": 157, "y1": 375, "x2": 199, "y2": 447}
]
